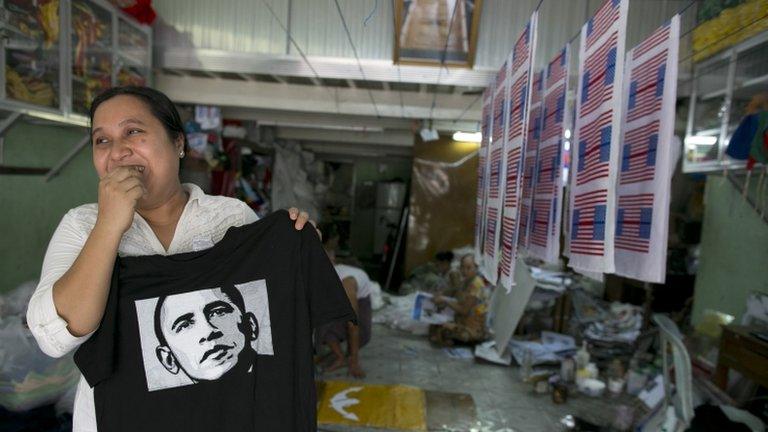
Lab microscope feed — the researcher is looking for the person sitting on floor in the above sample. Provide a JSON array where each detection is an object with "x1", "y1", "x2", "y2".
[
  {"x1": 317, "y1": 245, "x2": 373, "y2": 378},
  {"x1": 399, "y1": 250, "x2": 461, "y2": 295},
  {"x1": 428, "y1": 254, "x2": 489, "y2": 347}
]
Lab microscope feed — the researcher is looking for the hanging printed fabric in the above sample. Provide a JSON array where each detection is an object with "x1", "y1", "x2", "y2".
[
  {"x1": 474, "y1": 86, "x2": 494, "y2": 265},
  {"x1": 498, "y1": 11, "x2": 538, "y2": 291},
  {"x1": 529, "y1": 46, "x2": 570, "y2": 264},
  {"x1": 518, "y1": 70, "x2": 544, "y2": 251},
  {"x1": 614, "y1": 15, "x2": 679, "y2": 283},
  {"x1": 480, "y1": 64, "x2": 509, "y2": 284},
  {"x1": 568, "y1": 0, "x2": 628, "y2": 274}
]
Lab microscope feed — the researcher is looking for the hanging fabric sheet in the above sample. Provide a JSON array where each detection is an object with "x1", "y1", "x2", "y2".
[
  {"x1": 475, "y1": 87, "x2": 494, "y2": 266},
  {"x1": 567, "y1": 0, "x2": 628, "y2": 274},
  {"x1": 480, "y1": 64, "x2": 508, "y2": 284},
  {"x1": 518, "y1": 70, "x2": 544, "y2": 252},
  {"x1": 498, "y1": 11, "x2": 538, "y2": 292},
  {"x1": 613, "y1": 15, "x2": 680, "y2": 283},
  {"x1": 529, "y1": 45, "x2": 571, "y2": 264}
]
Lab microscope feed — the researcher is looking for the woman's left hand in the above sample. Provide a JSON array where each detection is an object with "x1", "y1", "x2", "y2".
[{"x1": 288, "y1": 207, "x2": 321, "y2": 239}]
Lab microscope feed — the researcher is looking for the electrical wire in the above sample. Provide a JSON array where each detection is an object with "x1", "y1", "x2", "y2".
[
  {"x1": 260, "y1": 0, "x2": 338, "y2": 105},
  {"x1": 453, "y1": 92, "x2": 483, "y2": 124},
  {"x1": 391, "y1": 0, "x2": 405, "y2": 118},
  {"x1": 452, "y1": 0, "x2": 703, "y2": 123},
  {"x1": 364, "y1": 0, "x2": 378, "y2": 27},
  {"x1": 333, "y1": 0, "x2": 382, "y2": 118},
  {"x1": 428, "y1": 0, "x2": 461, "y2": 121},
  {"x1": 566, "y1": 0, "x2": 698, "y2": 45},
  {"x1": 678, "y1": 10, "x2": 768, "y2": 66}
]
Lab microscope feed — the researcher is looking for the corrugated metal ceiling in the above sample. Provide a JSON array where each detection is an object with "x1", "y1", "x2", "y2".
[{"x1": 154, "y1": 0, "x2": 696, "y2": 72}]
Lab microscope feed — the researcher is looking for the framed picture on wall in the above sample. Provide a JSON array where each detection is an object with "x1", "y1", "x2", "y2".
[{"x1": 394, "y1": 0, "x2": 483, "y2": 67}]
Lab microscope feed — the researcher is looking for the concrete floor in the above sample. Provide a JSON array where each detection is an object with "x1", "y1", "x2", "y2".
[{"x1": 318, "y1": 324, "x2": 644, "y2": 432}]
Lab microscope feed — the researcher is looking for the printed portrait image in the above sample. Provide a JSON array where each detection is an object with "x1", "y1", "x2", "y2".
[{"x1": 135, "y1": 279, "x2": 273, "y2": 392}]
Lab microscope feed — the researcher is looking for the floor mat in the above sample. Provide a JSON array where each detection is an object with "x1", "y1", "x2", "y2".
[{"x1": 317, "y1": 380, "x2": 427, "y2": 431}]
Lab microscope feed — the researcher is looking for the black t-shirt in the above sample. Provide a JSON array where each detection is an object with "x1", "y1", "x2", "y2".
[{"x1": 74, "y1": 210, "x2": 356, "y2": 431}]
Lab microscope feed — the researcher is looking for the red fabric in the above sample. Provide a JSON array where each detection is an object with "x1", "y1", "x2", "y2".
[
  {"x1": 210, "y1": 138, "x2": 241, "y2": 197},
  {"x1": 121, "y1": 0, "x2": 156, "y2": 25},
  {"x1": 210, "y1": 170, "x2": 236, "y2": 197}
]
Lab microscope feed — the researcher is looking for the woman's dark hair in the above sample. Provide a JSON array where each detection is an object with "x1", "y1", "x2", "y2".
[
  {"x1": 89, "y1": 86, "x2": 187, "y2": 148},
  {"x1": 435, "y1": 251, "x2": 454, "y2": 263}
]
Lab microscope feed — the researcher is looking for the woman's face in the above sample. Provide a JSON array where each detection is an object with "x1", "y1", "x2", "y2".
[{"x1": 91, "y1": 95, "x2": 183, "y2": 208}]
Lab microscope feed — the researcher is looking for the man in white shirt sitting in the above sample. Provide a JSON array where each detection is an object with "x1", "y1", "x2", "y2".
[{"x1": 317, "y1": 246, "x2": 373, "y2": 379}]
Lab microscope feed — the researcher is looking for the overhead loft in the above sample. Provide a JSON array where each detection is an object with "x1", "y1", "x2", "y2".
[
  {"x1": 153, "y1": 48, "x2": 488, "y2": 128},
  {"x1": 219, "y1": 107, "x2": 480, "y2": 133},
  {"x1": 155, "y1": 71, "x2": 484, "y2": 121},
  {"x1": 154, "y1": 49, "x2": 489, "y2": 157},
  {"x1": 155, "y1": 48, "x2": 496, "y2": 88}
]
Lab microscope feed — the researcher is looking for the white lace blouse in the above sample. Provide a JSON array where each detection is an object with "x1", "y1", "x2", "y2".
[{"x1": 26, "y1": 183, "x2": 258, "y2": 431}]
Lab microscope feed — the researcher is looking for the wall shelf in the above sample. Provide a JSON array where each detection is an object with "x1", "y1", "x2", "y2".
[
  {"x1": 0, "y1": 0, "x2": 152, "y2": 120},
  {"x1": 0, "y1": 0, "x2": 151, "y2": 179},
  {"x1": 684, "y1": 31, "x2": 768, "y2": 173}
]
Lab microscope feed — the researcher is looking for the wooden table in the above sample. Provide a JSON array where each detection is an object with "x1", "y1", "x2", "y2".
[{"x1": 714, "y1": 325, "x2": 768, "y2": 390}]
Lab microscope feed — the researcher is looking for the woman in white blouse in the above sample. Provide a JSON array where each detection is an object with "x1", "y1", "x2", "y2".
[{"x1": 26, "y1": 86, "x2": 315, "y2": 432}]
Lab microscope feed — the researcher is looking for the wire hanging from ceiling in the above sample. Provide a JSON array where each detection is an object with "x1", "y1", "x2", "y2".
[
  {"x1": 390, "y1": 0, "x2": 406, "y2": 118},
  {"x1": 260, "y1": 0, "x2": 339, "y2": 108},
  {"x1": 427, "y1": 0, "x2": 461, "y2": 122},
  {"x1": 333, "y1": 0, "x2": 383, "y2": 118},
  {"x1": 451, "y1": 0, "x2": 702, "y2": 124}
]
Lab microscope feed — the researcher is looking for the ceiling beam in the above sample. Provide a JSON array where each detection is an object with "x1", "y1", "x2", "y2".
[
  {"x1": 156, "y1": 74, "x2": 483, "y2": 121},
  {"x1": 157, "y1": 48, "x2": 496, "y2": 87},
  {"x1": 220, "y1": 107, "x2": 480, "y2": 133},
  {"x1": 200, "y1": 70, "x2": 219, "y2": 79},
  {"x1": 302, "y1": 141, "x2": 413, "y2": 158},
  {"x1": 276, "y1": 127, "x2": 414, "y2": 147}
]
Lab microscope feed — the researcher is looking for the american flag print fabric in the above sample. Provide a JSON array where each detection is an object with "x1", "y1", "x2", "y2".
[
  {"x1": 529, "y1": 45, "x2": 570, "y2": 263},
  {"x1": 518, "y1": 70, "x2": 544, "y2": 251},
  {"x1": 570, "y1": 189, "x2": 608, "y2": 256},
  {"x1": 585, "y1": 0, "x2": 621, "y2": 51},
  {"x1": 615, "y1": 194, "x2": 654, "y2": 253},
  {"x1": 614, "y1": 15, "x2": 679, "y2": 283},
  {"x1": 568, "y1": 0, "x2": 628, "y2": 274},
  {"x1": 481, "y1": 63, "x2": 509, "y2": 284},
  {"x1": 474, "y1": 87, "x2": 494, "y2": 265},
  {"x1": 499, "y1": 11, "x2": 538, "y2": 292}
]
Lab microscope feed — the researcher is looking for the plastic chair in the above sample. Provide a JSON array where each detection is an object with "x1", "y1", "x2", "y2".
[{"x1": 653, "y1": 314, "x2": 695, "y2": 429}]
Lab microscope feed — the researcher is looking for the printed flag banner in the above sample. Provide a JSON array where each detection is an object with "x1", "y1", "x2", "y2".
[
  {"x1": 614, "y1": 15, "x2": 680, "y2": 283},
  {"x1": 474, "y1": 87, "x2": 494, "y2": 265},
  {"x1": 481, "y1": 63, "x2": 509, "y2": 284},
  {"x1": 568, "y1": 0, "x2": 628, "y2": 274},
  {"x1": 529, "y1": 46, "x2": 570, "y2": 263},
  {"x1": 499, "y1": 11, "x2": 538, "y2": 291},
  {"x1": 518, "y1": 70, "x2": 544, "y2": 251}
]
